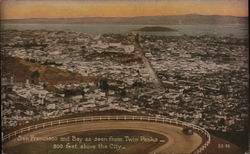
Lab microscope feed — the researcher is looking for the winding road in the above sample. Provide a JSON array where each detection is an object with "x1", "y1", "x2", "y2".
[{"x1": 4, "y1": 120, "x2": 202, "y2": 154}]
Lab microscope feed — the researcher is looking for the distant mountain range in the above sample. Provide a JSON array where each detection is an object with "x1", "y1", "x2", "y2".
[{"x1": 2, "y1": 14, "x2": 248, "y2": 25}]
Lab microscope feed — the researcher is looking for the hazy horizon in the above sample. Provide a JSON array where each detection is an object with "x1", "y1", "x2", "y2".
[
  {"x1": 1, "y1": 0, "x2": 248, "y2": 19},
  {"x1": 2, "y1": 13, "x2": 248, "y2": 20}
]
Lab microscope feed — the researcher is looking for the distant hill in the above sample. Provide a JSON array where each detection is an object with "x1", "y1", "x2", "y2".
[{"x1": 2, "y1": 14, "x2": 248, "y2": 25}]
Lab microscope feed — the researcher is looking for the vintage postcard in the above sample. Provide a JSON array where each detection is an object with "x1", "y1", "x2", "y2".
[{"x1": 1, "y1": 0, "x2": 249, "y2": 154}]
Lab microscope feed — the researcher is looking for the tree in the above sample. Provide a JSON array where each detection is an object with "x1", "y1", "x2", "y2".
[
  {"x1": 135, "y1": 33, "x2": 140, "y2": 44},
  {"x1": 132, "y1": 80, "x2": 143, "y2": 99},
  {"x1": 99, "y1": 79, "x2": 109, "y2": 91},
  {"x1": 31, "y1": 71, "x2": 40, "y2": 78},
  {"x1": 31, "y1": 71, "x2": 40, "y2": 84},
  {"x1": 81, "y1": 45, "x2": 86, "y2": 57},
  {"x1": 99, "y1": 79, "x2": 109, "y2": 103},
  {"x1": 218, "y1": 118, "x2": 226, "y2": 126},
  {"x1": 118, "y1": 88, "x2": 126, "y2": 100}
]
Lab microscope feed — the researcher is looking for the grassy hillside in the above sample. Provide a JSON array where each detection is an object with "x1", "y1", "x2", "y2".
[{"x1": 2, "y1": 56, "x2": 116, "y2": 92}]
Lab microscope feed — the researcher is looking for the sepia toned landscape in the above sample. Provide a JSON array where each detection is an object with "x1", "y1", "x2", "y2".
[{"x1": 1, "y1": 0, "x2": 249, "y2": 154}]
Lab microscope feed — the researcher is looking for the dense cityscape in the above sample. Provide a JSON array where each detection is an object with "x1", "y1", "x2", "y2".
[{"x1": 1, "y1": 29, "x2": 249, "y2": 133}]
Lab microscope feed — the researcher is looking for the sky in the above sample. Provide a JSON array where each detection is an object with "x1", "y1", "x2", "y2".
[{"x1": 1, "y1": 0, "x2": 248, "y2": 19}]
